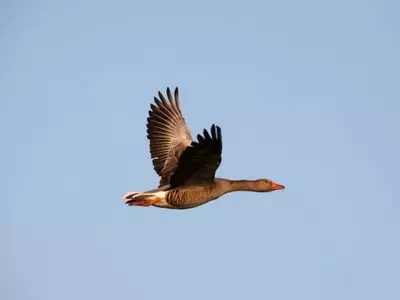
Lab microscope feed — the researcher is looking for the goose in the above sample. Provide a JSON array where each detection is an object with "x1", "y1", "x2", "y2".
[{"x1": 123, "y1": 87, "x2": 285, "y2": 209}]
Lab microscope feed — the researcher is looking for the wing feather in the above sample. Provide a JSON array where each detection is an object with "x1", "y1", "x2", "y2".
[
  {"x1": 169, "y1": 124, "x2": 223, "y2": 188},
  {"x1": 146, "y1": 87, "x2": 192, "y2": 186}
]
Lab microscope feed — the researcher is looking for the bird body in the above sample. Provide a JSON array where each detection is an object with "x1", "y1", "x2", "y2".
[{"x1": 123, "y1": 87, "x2": 285, "y2": 209}]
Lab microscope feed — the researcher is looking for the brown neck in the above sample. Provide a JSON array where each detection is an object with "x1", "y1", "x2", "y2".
[{"x1": 217, "y1": 178, "x2": 266, "y2": 193}]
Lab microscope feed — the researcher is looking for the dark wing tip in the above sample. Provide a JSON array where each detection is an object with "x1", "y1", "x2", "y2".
[
  {"x1": 195, "y1": 124, "x2": 223, "y2": 152},
  {"x1": 153, "y1": 97, "x2": 162, "y2": 107},
  {"x1": 157, "y1": 90, "x2": 168, "y2": 105},
  {"x1": 156, "y1": 87, "x2": 179, "y2": 106},
  {"x1": 150, "y1": 103, "x2": 158, "y2": 111},
  {"x1": 197, "y1": 134, "x2": 205, "y2": 143},
  {"x1": 166, "y1": 87, "x2": 173, "y2": 101},
  {"x1": 203, "y1": 128, "x2": 211, "y2": 140},
  {"x1": 217, "y1": 125, "x2": 222, "y2": 141},
  {"x1": 210, "y1": 124, "x2": 216, "y2": 139}
]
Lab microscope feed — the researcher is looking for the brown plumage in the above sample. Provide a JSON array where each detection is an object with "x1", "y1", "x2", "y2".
[{"x1": 123, "y1": 86, "x2": 285, "y2": 209}]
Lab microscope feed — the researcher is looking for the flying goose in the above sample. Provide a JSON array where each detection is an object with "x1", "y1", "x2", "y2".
[{"x1": 123, "y1": 87, "x2": 285, "y2": 209}]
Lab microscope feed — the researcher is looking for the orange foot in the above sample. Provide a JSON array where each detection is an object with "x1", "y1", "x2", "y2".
[{"x1": 125, "y1": 193, "x2": 160, "y2": 207}]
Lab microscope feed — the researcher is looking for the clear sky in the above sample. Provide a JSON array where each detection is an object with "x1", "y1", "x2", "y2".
[{"x1": 2, "y1": 1, "x2": 399, "y2": 299}]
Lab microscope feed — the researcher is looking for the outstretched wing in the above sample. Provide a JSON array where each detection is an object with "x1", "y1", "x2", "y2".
[
  {"x1": 146, "y1": 87, "x2": 193, "y2": 186},
  {"x1": 169, "y1": 124, "x2": 223, "y2": 188}
]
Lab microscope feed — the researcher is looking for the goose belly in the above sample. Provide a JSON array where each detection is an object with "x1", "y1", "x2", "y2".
[
  {"x1": 158, "y1": 187, "x2": 218, "y2": 209},
  {"x1": 153, "y1": 188, "x2": 217, "y2": 209}
]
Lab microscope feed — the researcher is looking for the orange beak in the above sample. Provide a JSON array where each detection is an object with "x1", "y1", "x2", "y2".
[{"x1": 270, "y1": 181, "x2": 285, "y2": 191}]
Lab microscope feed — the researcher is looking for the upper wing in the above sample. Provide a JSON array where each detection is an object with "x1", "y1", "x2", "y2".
[
  {"x1": 169, "y1": 124, "x2": 223, "y2": 188},
  {"x1": 146, "y1": 87, "x2": 193, "y2": 186}
]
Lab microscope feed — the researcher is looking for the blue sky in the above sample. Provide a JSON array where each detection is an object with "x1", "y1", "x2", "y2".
[{"x1": 2, "y1": 0, "x2": 399, "y2": 299}]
